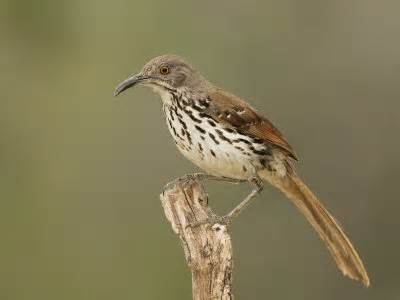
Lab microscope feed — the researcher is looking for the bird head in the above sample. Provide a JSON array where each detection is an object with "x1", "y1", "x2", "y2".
[{"x1": 114, "y1": 54, "x2": 209, "y2": 97}]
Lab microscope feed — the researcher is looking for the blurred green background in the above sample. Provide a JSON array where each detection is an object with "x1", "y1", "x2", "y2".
[{"x1": 1, "y1": 0, "x2": 400, "y2": 299}]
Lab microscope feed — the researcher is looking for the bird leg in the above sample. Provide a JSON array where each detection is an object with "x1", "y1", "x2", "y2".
[
  {"x1": 190, "y1": 176, "x2": 263, "y2": 227},
  {"x1": 226, "y1": 177, "x2": 263, "y2": 219}
]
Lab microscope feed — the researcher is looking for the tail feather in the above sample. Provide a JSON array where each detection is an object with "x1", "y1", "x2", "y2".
[{"x1": 259, "y1": 170, "x2": 370, "y2": 287}]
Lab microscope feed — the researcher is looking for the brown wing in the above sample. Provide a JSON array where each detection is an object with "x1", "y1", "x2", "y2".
[{"x1": 206, "y1": 88, "x2": 298, "y2": 160}]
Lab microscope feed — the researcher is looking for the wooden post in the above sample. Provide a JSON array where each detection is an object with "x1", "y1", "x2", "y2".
[{"x1": 160, "y1": 176, "x2": 234, "y2": 300}]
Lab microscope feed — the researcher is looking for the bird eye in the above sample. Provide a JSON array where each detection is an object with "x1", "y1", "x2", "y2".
[{"x1": 160, "y1": 66, "x2": 170, "y2": 75}]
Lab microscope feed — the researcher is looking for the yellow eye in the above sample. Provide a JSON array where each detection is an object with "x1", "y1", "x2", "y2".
[{"x1": 160, "y1": 66, "x2": 170, "y2": 75}]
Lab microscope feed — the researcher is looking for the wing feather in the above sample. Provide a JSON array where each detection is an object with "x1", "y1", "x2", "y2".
[{"x1": 206, "y1": 89, "x2": 298, "y2": 160}]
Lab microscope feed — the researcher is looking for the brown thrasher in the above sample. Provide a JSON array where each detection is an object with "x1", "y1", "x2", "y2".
[{"x1": 114, "y1": 54, "x2": 369, "y2": 287}]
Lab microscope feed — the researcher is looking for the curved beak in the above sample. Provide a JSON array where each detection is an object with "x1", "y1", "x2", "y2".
[{"x1": 113, "y1": 74, "x2": 145, "y2": 97}]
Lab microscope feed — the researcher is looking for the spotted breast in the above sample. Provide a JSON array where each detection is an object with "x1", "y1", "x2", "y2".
[{"x1": 161, "y1": 90, "x2": 283, "y2": 180}]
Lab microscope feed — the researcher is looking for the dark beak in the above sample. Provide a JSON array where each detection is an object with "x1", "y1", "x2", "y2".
[{"x1": 113, "y1": 74, "x2": 145, "y2": 96}]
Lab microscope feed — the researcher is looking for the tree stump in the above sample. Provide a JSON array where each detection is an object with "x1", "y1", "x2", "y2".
[{"x1": 160, "y1": 176, "x2": 234, "y2": 300}]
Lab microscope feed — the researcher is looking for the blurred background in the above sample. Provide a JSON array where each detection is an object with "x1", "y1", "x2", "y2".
[{"x1": 1, "y1": 0, "x2": 400, "y2": 299}]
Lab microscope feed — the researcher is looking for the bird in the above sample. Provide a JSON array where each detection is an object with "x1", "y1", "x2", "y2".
[{"x1": 114, "y1": 54, "x2": 370, "y2": 287}]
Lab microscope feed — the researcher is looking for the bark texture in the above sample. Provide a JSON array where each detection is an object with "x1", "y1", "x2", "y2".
[{"x1": 160, "y1": 176, "x2": 234, "y2": 300}]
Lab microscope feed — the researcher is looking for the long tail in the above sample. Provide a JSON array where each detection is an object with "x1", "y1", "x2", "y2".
[{"x1": 259, "y1": 170, "x2": 370, "y2": 287}]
